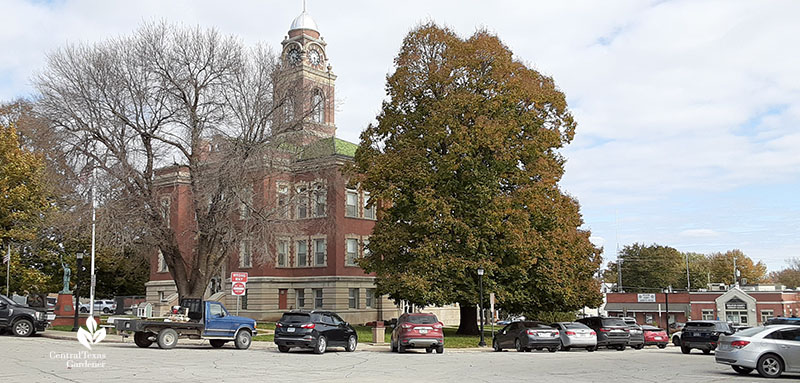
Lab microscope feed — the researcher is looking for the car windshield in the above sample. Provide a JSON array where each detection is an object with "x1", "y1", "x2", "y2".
[
  {"x1": 406, "y1": 315, "x2": 438, "y2": 324},
  {"x1": 0, "y1": 295, "x2": 18, "y2": 306},
  {"x1": 280, "y1": 313, "x2": 311, "y2": 323},
  {"x1": 601, "y1": 318, "x2": 626, "y2": 327},
  {"x1": 735, "y1": 327, "x2": 769, "y2": 337}
]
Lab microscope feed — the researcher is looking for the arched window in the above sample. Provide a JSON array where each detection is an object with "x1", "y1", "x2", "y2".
[{"x1": 311, "y1": 89, "x2": 324, "y2": 123}]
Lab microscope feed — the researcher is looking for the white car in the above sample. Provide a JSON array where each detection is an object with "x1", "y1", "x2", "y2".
[{"x1": 79, "y1": 300, "x2": 116, "y2": 314}]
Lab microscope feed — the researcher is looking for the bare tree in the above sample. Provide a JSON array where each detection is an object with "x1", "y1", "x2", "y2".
[{"x1": 35, "y1": 22, "x2": 317, "y2": 299}]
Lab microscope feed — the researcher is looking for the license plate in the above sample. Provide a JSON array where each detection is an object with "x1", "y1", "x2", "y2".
[
  {"x1": 693, "y1": 333, "x2": 700, "y2": 337},
  {"x1": 654, "y1": 337, "x2": 662, "y2": 340},
  {"x1": 288, "y1": 327, "x2": 295, "y2": 333},
  {"x1": 419, "y1": 329, "x2": 428, "y2": 334}
]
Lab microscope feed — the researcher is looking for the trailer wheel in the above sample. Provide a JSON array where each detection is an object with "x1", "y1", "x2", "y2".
[
  {"x1": 234, "y1": 329, "x2": 252, "y2": 350},
  {"x1": 134, "y1": 332, "x2": 154, "y2": 348},
  {"x1": 157, "y1": 328, "x2": 178, "y2": 349}
]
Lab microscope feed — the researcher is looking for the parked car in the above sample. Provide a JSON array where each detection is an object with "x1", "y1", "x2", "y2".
[
  {"x1": 680, "y1": 320, "x2": 734, "y2": 354},
  {"x1": 641, "y1": 325, "x2": 668, "y2": 348},
  {"x1": 390, "y1": 313, "x2": 444, "y2": 353},
  {"x1": 497, "y1": 315, "x2": 526, "y2": 326},
  {"x1": 274, "y1": 311, "x2": 357, "y2": 354},
  {"x1": 716, "y1": 324, "x2": 800, "y2": 378},
  {"x1": 80, "y1": 300, "x2": 116, "y2": 314},
  {"x1": 576, "y1": 317, "x2": 630, "y2": 351},
  {"x1": 115, "y1": 299, "x2": 256, "y2": 350},
  {"x1": 551, "y1": 322, "x2": 597, "y2": 351},
  {"x1": 622, "y1": 317, "x2": 645, "y2": 349},
  {"x1": 765, "y1": 317, "x2": 800, "y2": 326},
  {"x1": 672, "y1": 330, "x2": 683, "y2": 346},
  {"x1": 0, "y1": 294, "x2": 48, "y2": 337},
  {"x1": 493, "y1": 321, "x2": 560, "y2": 352}
]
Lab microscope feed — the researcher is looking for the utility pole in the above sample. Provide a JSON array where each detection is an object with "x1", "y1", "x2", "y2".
[
  {"x1": 686, "y1": 253, "x2": 691, "y2": 292},
  {"x1": 732, "y1": 255, "x2": 737, "y2": 287}
]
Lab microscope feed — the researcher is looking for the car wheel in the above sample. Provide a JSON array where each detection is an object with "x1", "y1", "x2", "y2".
[
  {"x1": 12, "y1": 319, "x2": 34, "y2": 337},
  {"x1": 133, "y1": 332, "x2": 154, "y2": 348},
  {"x1": 636, "y1": 344, "x2": 644, "y2": 350},
  {"x1": 493, "y1": 340, "x2": 502, "y2": 352},
  {"x1": 209, "y1": 339, "x2": 226, "y2": 348},
  {"x1": 436, "y1": 345, "x2": 444, "y2": 354},
  {"x1": 681, "y1": 346, "x2": 690, "y2": 354},
  {"x1": 314, "y1": 336, "x2": 327, "y2": 354},
  {"x1": 80, "y1": 307, "x2": 89, "y2": 314},
  {"x1": 426, "y1": 348, "x2": 433, "y2": 353},
  {"x1": 398, "y1": 343, "x2": 406, "y2": 354},
  {"x1": 587, "y1": 346, "x2": 595, "y2": 352},
  {"x1": 616, "y1": 345, "x2": 625, "y2": 351},
  {"x1": 515, "y1": 339, "x2": 523, "y2": 352},
  {"x1": 548, "y1": 347, "x2": 558, "y2": 353},
  {"x1": 157, "y1": 328, "x2": 178, "y2": 349},
  {"x1": 345, "y1": 335, "x2": 357, "y2": 352},
  {"x1": 278, "y1": 345, "x2": 290, "y2": 353},
  {"x1": 658, "y1": 344, "x2": 666, "y2": 349},
  {"x1": 103, "y1": 308, "x2": 110, "y2": 314},
  {"x1": 562, "y1": 346, "x2": 571, "y2": 351},
  {"x1": 702, "y1": 349, "x2": 711, "y2": 355},
  {"x1": 756, "y1": 354, "x2": 783, "y2": 378},
  {"x1": 391, "y1": 341, "x2": 397, "y2": 352},
  {"x1": 234, "y1": 330, "x2": 252, "y2": 350},
  {"x1": 732, "y1": 365, "x2": 753, "y2": 375},
  {"x1": 672, "y1": 336, "x2": 680, "y2": 346}
]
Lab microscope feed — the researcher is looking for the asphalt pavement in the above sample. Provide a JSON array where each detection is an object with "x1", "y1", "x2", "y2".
[{"x1": 1, "y1": 334, "x2": 796, "y2": 382}]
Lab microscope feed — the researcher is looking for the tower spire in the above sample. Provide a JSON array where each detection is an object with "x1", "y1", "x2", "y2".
[{"x1": 303, "y1": 0, "x2": 307, "y2": 12}]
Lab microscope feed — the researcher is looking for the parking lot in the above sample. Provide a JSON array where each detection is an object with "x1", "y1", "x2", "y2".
[{"x1": 3, "y1": 335, "x2": 795, "y2": 382}]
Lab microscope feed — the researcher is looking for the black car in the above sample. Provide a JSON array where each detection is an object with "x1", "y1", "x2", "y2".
[
  {"x1": 680, "y1": 320, "x2": 733, "y2": 354},
  {"x1": 493, "y1": 321, "x2": 561, "y2": 352},
  {"x1": 0, "y1": 294, "x2": 48, "y2": 337},
  {"x1": 622, "y1": 317, "x2": 645, "y2": 349},
  {"x1": 576, "y1": 317, "x2": 630, "y2": 351},
  {"x1": 274, "y1": 311, "x2": 358, "y2": 354}
]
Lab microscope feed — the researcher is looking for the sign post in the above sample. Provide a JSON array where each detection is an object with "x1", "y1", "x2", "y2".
[
  {"x1": 489, "y1": 293, "x2": 495, "y2": 338},
  {"x1": 231, "y1": 272, "x2": 248, "y2": 316}
]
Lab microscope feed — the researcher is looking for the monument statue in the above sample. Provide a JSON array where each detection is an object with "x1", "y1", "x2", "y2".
[{"x1": 60, "y1": 255, "x2": 71, "y2": 294}]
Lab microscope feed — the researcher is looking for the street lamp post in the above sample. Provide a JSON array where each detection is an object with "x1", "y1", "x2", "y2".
[
  {"x1": 72, "y1": 252, "x2": 84, "y2": 332},
  {"x1": 477, "y1": 267, "x2": 486, "y2": 347}
]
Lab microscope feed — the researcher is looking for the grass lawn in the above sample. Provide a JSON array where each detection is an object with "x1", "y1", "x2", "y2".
[{"x1": 50, "y1": 325, "x2": 75, "y2": 332}]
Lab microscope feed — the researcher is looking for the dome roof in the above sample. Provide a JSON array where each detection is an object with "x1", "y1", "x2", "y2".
[{"x1": 289, "y1": 11, "x2": 318, "y2": 32}]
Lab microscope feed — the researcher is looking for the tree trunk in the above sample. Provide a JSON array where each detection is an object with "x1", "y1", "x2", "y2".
[{"x1": 456, "y1": 304, "x2": 480, "y2": 335}]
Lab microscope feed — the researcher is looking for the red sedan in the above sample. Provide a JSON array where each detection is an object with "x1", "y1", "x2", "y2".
[{"x1": 641, "y1": 325, "x2": 668, "y2": 348}]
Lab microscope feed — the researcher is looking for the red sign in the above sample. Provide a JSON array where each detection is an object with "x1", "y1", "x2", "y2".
[
  {"x1": 232, "y1": 282, "x2": 247, "y2": 296},
  {"x1": 231, "y1": 272, "x2": 248, "y2": 283}
]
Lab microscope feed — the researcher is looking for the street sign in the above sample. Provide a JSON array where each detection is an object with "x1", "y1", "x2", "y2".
[
  {"x1": 231, "y1": 272, "x2": 248, "y2": 283},
  {"x1": 232, "y1": 282, "x2": 247, "y2": 296}
]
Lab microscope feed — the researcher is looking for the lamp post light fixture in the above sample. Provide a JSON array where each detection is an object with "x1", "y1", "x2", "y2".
[
  {"x1": 72, "y1": 252, "x2": 84, "y2": 332},
  {"x1": 477, "y1": 267, "x2": 486, "y2": 347}
]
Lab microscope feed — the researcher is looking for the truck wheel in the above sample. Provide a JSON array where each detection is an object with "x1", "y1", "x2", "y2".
[
  {"x1": 157, "y1": 328, "x2": 178, "y2": 349},
  {"x1": 234, "y1": 330, "x2": 252, "y2": 350},
  {"x1": 314, "y1": 335, "x2": 327, "y2": 354},
  {"x1": 210, "y1": 340, "x2": 227, "y2": 348},
  {"x1": 681, "y1": 346, "x2": 691, "y2": 354},
  {"x1": 278, "y1": 345, "x2": 290, "y2": 353},
  {"x1": 345, "y1": 335, "x2": 357, "y2": 352},
  {"x1": 134, "y1": 332, "x2": 154, "y2": 348},
  {"x1": 12, "y1": 319, "x2": 34, "y2": 337}
]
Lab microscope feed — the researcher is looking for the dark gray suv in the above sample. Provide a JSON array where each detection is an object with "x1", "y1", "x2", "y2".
[
  {"x1": 577, "y1": 317, "x2": 630, "y2": 351},
  {"x1": 274, "y1": 311, "x2": 358, "y2": 354},
  {"x1": 622, "y1": 317, "x2": 645, "y2": 349}
]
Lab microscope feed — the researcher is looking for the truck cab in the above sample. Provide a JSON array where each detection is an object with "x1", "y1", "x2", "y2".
[
  {"x1": 115, "y1": 299, "x2": 257, "y2": 350},
  {"x1": 0, "y1": 294, "x2": 48, "y2": 337}
]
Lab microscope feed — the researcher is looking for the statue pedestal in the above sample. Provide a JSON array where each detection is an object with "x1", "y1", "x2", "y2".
[{"x1": 50, "y1": 294, "x2": 98, "y2": 327}]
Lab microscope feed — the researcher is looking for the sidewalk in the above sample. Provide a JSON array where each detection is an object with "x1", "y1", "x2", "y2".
[{"x1": 40, "y1": 330, "x2": 491, "y2": 352}]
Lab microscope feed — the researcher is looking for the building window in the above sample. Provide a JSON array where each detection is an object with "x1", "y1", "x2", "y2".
[
  {"x1": 345, "y1": 238, "x2": 359, "y2": 266},
  {"x1": 241, "y1": 289, "x2": 248, "y2": 310},
  {"x1": 313, "y1": 186, "x2": 327, "y2": 217},
  {"x1": 761, "y1": 310, "x2": 774, "y2": 323},
  {"x1": 277, "y1": 183, "x2": 290, "y2": 219},
  {"x1": 314, "y1": 238, "x2": 326, "y2": 266},
  {"x1": 160, "y1": 197, "x2": 171, "y2": 226},
  {"x1": 239, "y1": 239, "x2": 252, "y2": 268},
  {"x1": 239, "y1": 187, "x2": 253, "y2": 219},
  {"x1": 296, "y1": 289, "x2": 305, "y2": 308},
  {"x1": 296, "y1": 239, "x2": 308, "y2": 267},
  {"x1": 296, "y1": 184, "x2": 308, "y2": 219},
  {"x1": 276, "y1": 239, "x2": 288, "y2": 268},
  {"x1": 345, "y1": 190, "x2": 358, "y2": 217},
  {"x1": 702, "y1": 309, "x2": 714, "y2": 320},
  {"x1": 314, "y1": 289, "x2": 323, "y2": 309},
  {"x1": 363, "y1": 191, "x2": 375, "y2": 219},
  {"x1": 311, "y1": 89, "x2": 324, "y2": 124},
  {"x1": 157, "y1": 250, "x2": 168, "y2": 273},
  {"x1": 158, "y1": 291, "x2": 166, "y2": 301},
  {"x1": 366, "y1": 289, "x2": 375, "y2": 308},
  {"x1": 349, "y1": 288, "x2": 359, "y2": 309}
]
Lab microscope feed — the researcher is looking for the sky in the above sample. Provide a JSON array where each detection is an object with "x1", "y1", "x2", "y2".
[{"x1": 2, "y1": 0, "x2": 798, "y2": 272}]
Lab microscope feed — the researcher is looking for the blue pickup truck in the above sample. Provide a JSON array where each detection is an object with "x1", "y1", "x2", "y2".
[{"x1": 115, "y1": 299, "x2": 257, "y2": 350}]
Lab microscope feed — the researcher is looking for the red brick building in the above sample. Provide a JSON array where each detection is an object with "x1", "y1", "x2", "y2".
[
  {"x1": 605, "y1": 285, "x2": 800, "y2": 329},
  {"x1": 142, "y1": 9, "x2": 460, "y2": 324}
]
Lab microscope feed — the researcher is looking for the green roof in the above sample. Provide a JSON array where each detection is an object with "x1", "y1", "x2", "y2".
[{"x1": 299, "y1": 137, "x2": 358, "y2": 160}]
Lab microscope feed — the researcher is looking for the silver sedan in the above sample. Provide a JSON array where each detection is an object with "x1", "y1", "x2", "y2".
[
  {"x1": 715, "y1": 324, "x2": 800, "y2": 378},
  {"x1": 552, "y1": 322, "x2": 597, "y2": 351}
]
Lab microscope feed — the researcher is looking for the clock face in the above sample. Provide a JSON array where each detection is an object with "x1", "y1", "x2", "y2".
[
  {"x1": 287, "y1": 47, "x2": 301, "y2": 66},
  {"x1": 308, "y1": 48, "x2": 321, "y2": 66}
]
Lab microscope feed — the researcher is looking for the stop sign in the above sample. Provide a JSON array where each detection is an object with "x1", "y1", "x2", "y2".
[{"x1": 232, "y1": 282, "x2": 247, "y2": 296}]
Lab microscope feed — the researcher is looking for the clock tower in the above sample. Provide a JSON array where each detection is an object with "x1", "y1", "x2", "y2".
[{"x1": 276, "y1": 5, "x2": 336, "y2": 141}]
